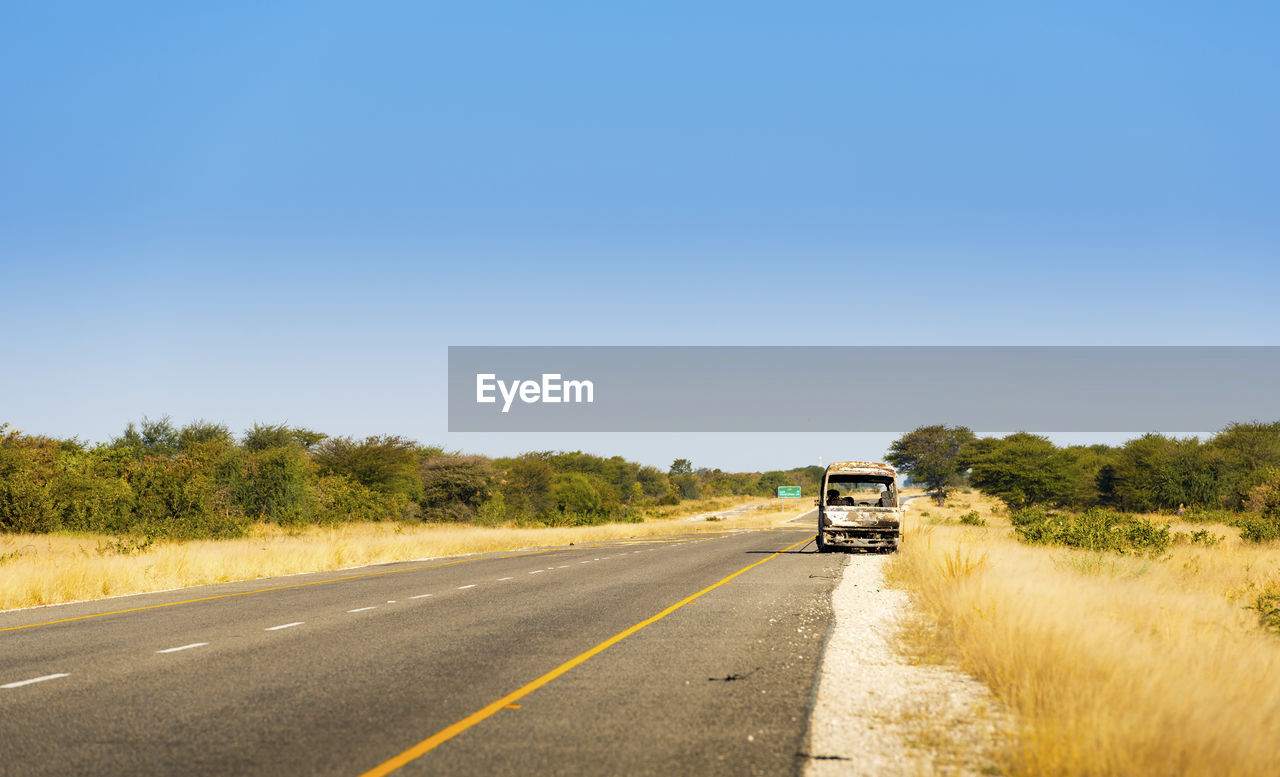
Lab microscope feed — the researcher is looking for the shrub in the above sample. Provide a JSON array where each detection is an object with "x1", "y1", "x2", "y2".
[
  {"x1": 1011, "y1": 506, "x2": 1170, "y2": 555},
  {"x1": 419, "y1": 454, "x2": 493, "y2": 521},
  {"x1": 314, "y1": 435, "x2": 422, "y2": 501},
  {"x1": 475, "y1": 492, "x2": 508, "y2": 526},
  {"x1": 240, "y1": 447, "x2": 313, "y2": 524},
  {"x1": 50, "y1": 448, "x2": 134, "y2": 533},
  {"x1": 554, "y1": 473, "x2": 604, "y2": 518},
  {"x1": 1171, "y1": 529, "x2": 1223, "y2": 547},
  {"x1": 125, "y1": 455, "x2": 247, "y2": 539},
  {"x1": 1236, "y1": 514, "x2": 1280, "y2": 544},
  {"x1": 111, "y1": 416, "x2": 181, "y2": 457},
  {"x1": 958, "y1": 510, "x2": 986, "y2": 526},
  {"x1": 243, "y1": 423, "x2": 299, "y2": 452},
  {"x1": 311, "y1": 474, "x2": 398, "y2": 523},
  {"x1": 179, "y1": 421, "x2": 234, "y2": 452},
  {"x1": 1250, "y1": 582, "x2": 1280, "y2": 635}
]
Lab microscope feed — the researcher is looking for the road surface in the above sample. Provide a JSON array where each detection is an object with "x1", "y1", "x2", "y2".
[{"x1": 0, "y1": 523, "x2": 844, "y2": 777}]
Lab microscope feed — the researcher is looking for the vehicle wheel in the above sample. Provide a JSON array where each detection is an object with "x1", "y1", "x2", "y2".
[{"x1": 816, "y1": 532, "x2": 829, "y2": 553}]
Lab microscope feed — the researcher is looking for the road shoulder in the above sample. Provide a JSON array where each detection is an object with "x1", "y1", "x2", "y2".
[{"x1": 803, "y1": 553, "x2": 1005, "y2": 777}]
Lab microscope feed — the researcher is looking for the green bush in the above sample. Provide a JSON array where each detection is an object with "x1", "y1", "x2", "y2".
[
  {"x1": 179, "y1": 421, "x2": 234, "y2": 452},
  {"x1": 554, "y1": 473, "x2": 604, "y2": 518},
  {"x1": 312, "y1": 474, "x2": 400, "y2": 524},
  {"x1": 50, "y1": 448, "x2": 134, "y2": 533},
  {"x1": 958, "y1": 510, "x2": 986, "y2": 526},
  {"x1": 1250, "y1": 582, "x2": 1280, "y2": 635},
  {"x1": 1011, "y1": 506, "x2": 1170, "y2": 555},
  {"x1": 475, "y1": 492, "x2": 508, "y2": 526},
  {"x1": 419, "y1": 454, "x2": 493, "y2": 521},
  {"x1": 243, "y1": 423, "x2": 298, "y2": 452},
  {"x1": 111, "y1": 416, "x2": 182, "y2": 457},
  {"x1": 1172, "y1": 529, "x2": 1222, "y2": 547},
  {"x1": 315, "y1": 435, "x2": 422, "y2": 501},
  {"x1": 126, "y1": 455, "x2": 247, "y2": 539},
  {"x1": 1236, "y1": 514, "x2": 1280, "y2": 544},
  {"x1": 241, "y1": 447, "x2": 313, "y2": 524}
]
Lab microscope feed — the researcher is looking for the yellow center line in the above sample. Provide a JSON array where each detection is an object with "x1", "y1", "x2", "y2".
[
  {"x1": 0, "y1": 549, "x2": 555, "y2": 633},
  {"x1": 357, "y1": 535, "x2": 810, "y2": 777}
]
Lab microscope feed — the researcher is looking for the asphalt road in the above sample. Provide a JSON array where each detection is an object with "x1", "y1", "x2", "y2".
[{"x1": 0, "y1": 522, "x2": 844, "y2": 777}]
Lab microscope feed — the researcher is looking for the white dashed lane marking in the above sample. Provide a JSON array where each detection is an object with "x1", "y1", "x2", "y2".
[
  {"x1": 0, "y1": 534, "x2": 750, "y2": 686},
  {"x1": 2, "y1": 673, "x2": 69, "y2": 689},
  {"x1": 156, "y1": 643, "x2": 207, "y2": 654}
]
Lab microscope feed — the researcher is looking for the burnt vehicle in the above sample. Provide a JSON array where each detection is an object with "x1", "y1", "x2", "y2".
[{"x1": 816, "y1": 461, "x2": 902, "y2": 553}]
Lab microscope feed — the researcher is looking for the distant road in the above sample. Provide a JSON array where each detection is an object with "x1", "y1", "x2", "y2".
[{"x1": 0, "y1": 527, "x2": 842, "y2": 777}]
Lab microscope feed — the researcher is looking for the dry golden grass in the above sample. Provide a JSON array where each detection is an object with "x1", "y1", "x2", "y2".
[
  {"x1": 889, "y1": 493, "x2": 1280, "y2": 777},
  {"x1": 0, "y1": 496, "x2": 810, "y2": 611}
]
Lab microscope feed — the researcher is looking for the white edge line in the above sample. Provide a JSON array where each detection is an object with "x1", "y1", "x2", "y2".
[
  {"x1": 347, "y1": 607, "x2": 377, "y2": 613},
  {"x1": 2, "y1": 673, "x2": 69, "y2": 689},
  {"x1": 409, "y1": 594, "x2": 433, "y2": 599},
  {"x1": 528, "y1": 570, "x2": 544, "y2": 574},
  {"x1": 457, "y1": 584, "x2": 477, "y2": 590},
  {"x1": 265, "y1": 621, "x2": 304, "y2": 631},
  {"x1": 497, "y1": 577, "x2": 514, "y2": 581},
  {"x1": 156, "y1": 642, "x2": 208, "y2": 654}
]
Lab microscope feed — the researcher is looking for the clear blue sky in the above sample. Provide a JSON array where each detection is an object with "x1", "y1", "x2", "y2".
[{"x1": 3, "y1": 1, "x2": 1277, "y2": 470}]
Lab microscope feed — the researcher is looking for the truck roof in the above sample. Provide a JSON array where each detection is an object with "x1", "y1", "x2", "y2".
[{"x1": 824, "y1": 461, "x2": 896, "y2": 478}]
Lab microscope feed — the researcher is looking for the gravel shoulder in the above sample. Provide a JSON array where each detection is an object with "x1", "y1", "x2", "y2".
[{"x1": 803, "y1": 553, "x2": 1006, "y2": 777}]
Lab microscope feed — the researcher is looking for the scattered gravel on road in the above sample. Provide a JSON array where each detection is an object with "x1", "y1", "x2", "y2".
[{"x1": 804, "y1": 554, "x2": 1006, "y2": 777}]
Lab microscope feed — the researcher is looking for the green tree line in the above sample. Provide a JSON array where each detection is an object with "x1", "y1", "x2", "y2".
[
  {"x1": 0, "y1": 418, "x2": 818, "y2": 539},
  {"x1": 887, "y1": 422, "x2": 1280, "y2": 542}
]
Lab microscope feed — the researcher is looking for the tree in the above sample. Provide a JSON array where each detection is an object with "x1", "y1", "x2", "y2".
[
  {"x1": 668, "y1": 458, "x2": 699, "y2": 499},
  {"x1": 756, "y1": 471, "x2": 791, "y2": 495},
  {"x1": 885, "y1": 425, "x2": 975, "y2": 505},
  {"x1": 1103, "y1": 433, "x2": 1216, "y2": 512},
  {"x1": 964, "y1": 432, "x2": 1078, "y2": 509},
  {"x1": 1209, "y1": 422, "x2": 1280, "y2": 509},
  {"x1": 635, "y1": 465, "x2": 669, "y2": 499}
]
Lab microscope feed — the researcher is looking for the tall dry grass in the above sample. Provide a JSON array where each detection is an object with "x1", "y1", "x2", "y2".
[
  {"x1": 889, "y1": 493, "x2": 1280, "y2": 777},
  {"x1": 0, "y1": 496, "x2": 805, "y2": 611}
]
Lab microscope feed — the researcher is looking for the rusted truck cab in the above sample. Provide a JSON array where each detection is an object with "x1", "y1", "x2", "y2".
[{"x1": 816, "y1": 461, "x2": 902, "y2": 553}]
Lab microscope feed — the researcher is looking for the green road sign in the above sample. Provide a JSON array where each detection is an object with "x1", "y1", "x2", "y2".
[{"x1": 777, "y1": 486, "x2": 802, "y2": 498}]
